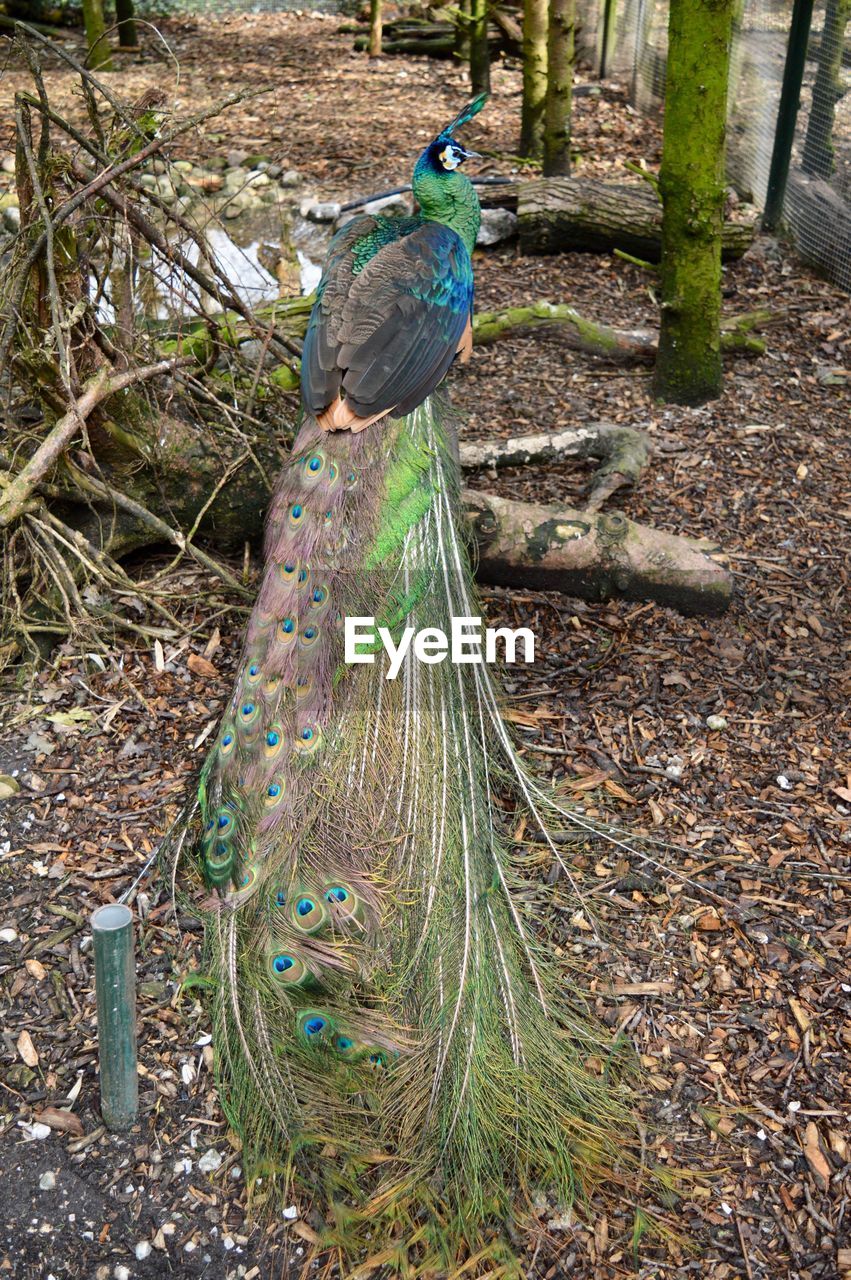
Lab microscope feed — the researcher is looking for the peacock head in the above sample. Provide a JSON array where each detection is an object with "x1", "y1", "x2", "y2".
[{"x1": 412, "y1": 93, "x2": 488, "y2": 234}]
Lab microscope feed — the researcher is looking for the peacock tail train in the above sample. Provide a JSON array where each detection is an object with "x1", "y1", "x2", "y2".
[{"x1": 178, "y1": 396, "x2": 642, "y2": 1269}]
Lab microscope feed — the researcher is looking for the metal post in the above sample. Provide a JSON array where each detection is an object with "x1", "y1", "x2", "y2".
[
  {"x1": 92, "y1": 904, "x2": 138, "y2": 1131},
  {"x1": 763, "y1": 0, "x2": 815, "y2": 230},
  {"x1": 599, "y1": 0, "x2": 617, "y2": 79}
]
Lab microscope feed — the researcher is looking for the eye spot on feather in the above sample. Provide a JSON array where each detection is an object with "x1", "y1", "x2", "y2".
[
  {"x1": 219, "y1": 729, "x2": 235, "y2": 758},
  {"x1": 295, "y1": 723, "x2": 322, "y2": 757},
  {"x1": 264, "y1": 725, "x2": 285, "y2": 760},
  {"x1": 304, "y1": 454, "x2": 325, "y2": 478},
  {"x1": 325, "y1": 886, "x2": 348, "y2": 904},
  {"x1": 239, "y1": 701, "x2": 260, "y2": 727},
  {"x1": 297, "y1": 566, "x2": 310, "y2": 588},
  {"x1": 289, "y1": 503, "x2": 304, "y2": 528},
  {"x1": 310, "y1": 585, "x2": 328, "y2": 608},
  {"x1": 299, "y1": 624, "x2": 320, "y2": 649},
  {"x1": 279, "y1": 561, "x2": 298, "y2": 584},
  {"x1": 295, "y1": 674, "x2": 313, "y2": 700},
  {"x1": 216, "y1": 811, "x2": 234, "y2": 836},
  {"x1": 263, "y1": 674, "x2": 281, "y2": 697},
  {"x1": 304, "y1": 1016, "x2": 326, "y2": 1037},
  {"x1": 345, "y1": 469, "x2": 358, "y2": 490},
  {"x1": 277, "y1": 617, "x2": 296, "y2": 644},
  {"x1": 265, "y1": 779, "x2": 285, "y2": 809}
]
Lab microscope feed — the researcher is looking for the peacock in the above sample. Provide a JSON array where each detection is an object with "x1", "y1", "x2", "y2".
[{"x1": 179, "y1": 94, "x2": 643, "y2": 1272}]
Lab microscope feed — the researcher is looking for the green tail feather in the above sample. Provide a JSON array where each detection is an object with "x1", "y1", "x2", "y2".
[{"x1": 176, "y1": 399, "x2": 645, "y2": 1269}]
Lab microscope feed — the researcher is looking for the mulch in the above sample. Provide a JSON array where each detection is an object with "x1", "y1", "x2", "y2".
[{"x1": 0, "y1": 12, "x2": 850, "y2": 1280}]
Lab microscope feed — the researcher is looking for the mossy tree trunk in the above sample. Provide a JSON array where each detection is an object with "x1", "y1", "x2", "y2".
[
  {"x1": 520, "y1": 0, "x2": 548, "y2": 157},
  {"x1": 543, "y1": 0, "x2": 574, "y2": 176},
  {"x1": 470, "y1": 0, "x2": 491, "y2": 94},
  {"x1": 81, "y1": 0, "x2": 113, "y2": 70},
  {"x1": 801, "y1": 0, "x2": 851, "y2": 179},
  {"x1": 369, "y1": 0, "x2": 383, "y2": 57},
  {"x1": 653, "y1": 0, "x2": 735, "y2": 405}
]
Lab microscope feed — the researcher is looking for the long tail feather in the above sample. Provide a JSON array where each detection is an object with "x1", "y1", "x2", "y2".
[{"x1": 177, "y1": 399, "x2": 643, "y2": 1268}]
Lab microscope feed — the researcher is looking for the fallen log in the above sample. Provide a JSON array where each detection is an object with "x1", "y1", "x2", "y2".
[
  {"x1": 464, "y1": 492, "x2": 732, "y2": 615},
  {"x1": 518, "y1": 177, "x2": 755, "y2": 261}
]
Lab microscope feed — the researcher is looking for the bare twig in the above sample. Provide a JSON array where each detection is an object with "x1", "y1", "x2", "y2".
[{"x1": 0, "y1": 356, "x2": 196, "y2": 528}]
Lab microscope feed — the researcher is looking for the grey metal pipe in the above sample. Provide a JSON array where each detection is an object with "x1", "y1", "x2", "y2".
[{"x1": 91, "y1": 903, "x2": 138, "y2": 1131}]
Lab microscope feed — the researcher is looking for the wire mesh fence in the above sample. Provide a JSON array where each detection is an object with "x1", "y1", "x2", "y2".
[{"x1": 585, "y1": 0, "x2": 851, "y2": 290}]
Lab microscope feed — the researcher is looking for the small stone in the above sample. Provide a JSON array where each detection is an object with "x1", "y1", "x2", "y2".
[
  {"x1": 39, "y1": 1171, "x2": 56, "y2": 1190},
  {"x1": 172, "y1": 160, "x2": 194, "y2": 174},
  {"x1": 304, "y1": 200, "x2": 341, "y2": 223},
  {"x1": 705, "y1": 715, "x2": 727, "y2": 731},
  {"x1": 362, "y1": 193, "x2": 411, "y2": 218},
  {"x1": 1, "y1": 153, "x2": 15, "y2": 174},
  {"x1": 476, "y1": 207, "x2": 518, "y2": 247},
  {"x1": 776, "y1": 774, "x2": 793, "y2": 791},
  {"x1": 246, "y1": 170, "x2": 271, "y2": 188},
  {"x1": 266, "y1": 163, "x2": 282, "y2": 179},
  {"x1": 198, "y1": 1148, "x2": 222, "y2": 1174},
  {"x1": 279, "y1": 169, "x2": 301, "y2": 188},
  {"x1": 222, "y1": 1236, "x2": 235, "y2": 1251},
  {"x1": 149, "y1": 158, "x2": 168, "y2": 175},
  {"x1": 138, "y1": 173, "x2": 158, "y2": 191},
  {"x1": 282, "y1": 1204, "x2": 299, "y2": 1220},
  {"x1": 114, "y1": 1267, "x2": 130, "y2": 1280},
  {"x1": 226, "y1": 149, "x2": 248, "y2": 168},
  {"x1": 2, "y1": 206, "x2": 20, "y2": 232},
  {"x1": 0, "y1": 927, "x2": 18, "y2": 943},
  {"x1": 135, "y1": 1241, "x2": 152, "y2": 1260}
]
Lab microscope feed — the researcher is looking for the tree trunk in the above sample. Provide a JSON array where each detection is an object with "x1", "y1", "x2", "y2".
[
  {"x1": 653, "y1": 0, "x2": 735, "y2": 405},
  {"x1": 115, "y1": 0, "x2": 137, "y2": 48},
  {"x1": 81, "y1": 0, "x2": 113, "y2": 70},
  {"x1": 543, "y1": 0, "x2": 574, "y2": 175},
  {"x1": 470, "y1": 0, "x2": 491, "y2": 94},
  {"x1": 369, "y1": 0, "x2": 383, "y2": 57},
  {"x1": 456, "y1": 0, "x2": 472, "y2": 62},
  {"x1": 801, "y1": 0, "x2": 851, "y2": 179},
  {"x1": 520, "y1": 0, "x2": 548, "y2": 157},
  {"x1": 518, "y1": 176, "x2": 754, "y2": 260}
]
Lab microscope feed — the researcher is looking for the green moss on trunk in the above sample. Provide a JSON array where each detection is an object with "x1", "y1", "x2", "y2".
[
  {"x1": 653, "y1": 0, "x2": 735, "y2": 405},
  {"x1": 520, "y1": 0, "x2": 548, "y2": 158},
  {"x1": 801, "y1": 0, "x2": 851, "y2": 179}
]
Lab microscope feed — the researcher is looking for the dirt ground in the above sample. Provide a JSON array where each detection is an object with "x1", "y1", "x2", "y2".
[{"x1": 0, "y1": 12, "x2": 850, "y2": 1280}]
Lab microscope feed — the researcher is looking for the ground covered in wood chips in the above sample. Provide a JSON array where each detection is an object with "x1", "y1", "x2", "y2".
[{"x1": 1, "y1": 13, "x2": 850, "y2": 1280}]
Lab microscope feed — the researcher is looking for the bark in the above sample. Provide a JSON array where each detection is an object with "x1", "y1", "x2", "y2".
[
  {"x1": 801, "y1": 0, "x2": 851, "y2": 179},
  {"x1": 520, "y1": 0, "x2": 548, "y2": 158},
  {"x1": 114, "y1": 0, "x2": 138, "y2": 49},
  {"x1": 543, "y1": 0, "x2": 574, "y2": 176},
  {"x1": 80, "y1": 0, "x2": 113, "y2": 71},
  {"x1": 518, "y1": 177, "x2": 753, "y2": 261},
  {"x1": 470, "y1": 0, "x2": 491, "y2": 95},
  {"x1": 653, "y1": 0, "x2": 736, "y2": 405},
  {"x1": 464, "y1": 493, "x2": 731, "y2": 615},
  {"x1": 369, "y1": 0, "x2": 383, "y2": 57}
]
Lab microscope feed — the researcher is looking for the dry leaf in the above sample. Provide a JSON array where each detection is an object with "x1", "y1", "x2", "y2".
[
  {"x1": 17, "y1": 1029, "x2": 38, "y2": 1067},
  {"x1": 36, "y1": 1106, "x2": 84, "y2": 1137},
  {"x1": 25, "y1": 959, "x2": 46, "y2": 981},
  {"x1": 188, "y1": 653, "x2": 219, "y2": 679},
  {"x1": 802, "y1": 1122, "x2": 831, "y2": 1189}
]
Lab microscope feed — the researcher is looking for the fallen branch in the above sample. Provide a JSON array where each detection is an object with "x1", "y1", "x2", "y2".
[
  {"x1": 0, "y1": 356, "x2": 196, "y2": 529},
  {"x1": 464, "y1": 491, "x2": 732, "y2": 615},
  {"x1": 472, "y1": 302, "x2": 773, "y2": 362},
  {"x1": 459, "y1": 423, "x2": 651, "y2": 510}
]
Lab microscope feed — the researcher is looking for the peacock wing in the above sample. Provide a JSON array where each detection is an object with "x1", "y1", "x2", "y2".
[
  {"x1": 334, "y1": 222, "x2": 473, "y2": 420},
  {"x1": 301, "y1": 214, "x2": 415, "y2": 415}
]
